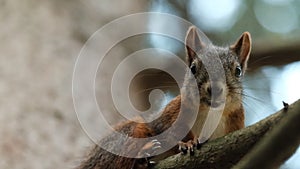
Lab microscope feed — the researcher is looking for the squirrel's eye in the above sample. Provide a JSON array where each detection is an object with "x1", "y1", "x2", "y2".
[
  {"x1": 235, "y1": 66, "x2": 242, "y2": 77},
  {"x1": 191, "y1": 64, "x2": 196, "y2": 74}
]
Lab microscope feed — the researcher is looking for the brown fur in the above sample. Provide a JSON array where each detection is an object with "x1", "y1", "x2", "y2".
[{"x1": 225, "y1": 105, "x2": 245, "y2": 133}]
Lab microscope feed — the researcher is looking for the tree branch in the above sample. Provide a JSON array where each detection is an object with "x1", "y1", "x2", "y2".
[
  {"x1": 152, "y1": 99, "x2": 300, "y2": 169},
  {"x1": 233, "y1": 100, "x2": 300, "y2": 169}
]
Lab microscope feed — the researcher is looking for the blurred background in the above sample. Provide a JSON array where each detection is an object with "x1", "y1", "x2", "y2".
[{"x1": 1, "y1": 0, "x2": 299, "y2": 168}]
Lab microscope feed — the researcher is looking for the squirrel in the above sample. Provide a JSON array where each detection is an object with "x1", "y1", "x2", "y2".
[{"x1": 77, "y1": 26, "x2": 252, "y2": 169}]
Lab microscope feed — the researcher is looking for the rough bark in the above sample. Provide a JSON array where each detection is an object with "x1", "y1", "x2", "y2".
[
  {"x1": 233, "y1": 100, "x2": 300, "y2": 169},
  {"x1": 152, "y1": 99, "x2": 300, "y2": 169}
]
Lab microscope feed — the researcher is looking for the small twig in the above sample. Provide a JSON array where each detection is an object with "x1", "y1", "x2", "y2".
[{"x1": 282, "y1": 101, "x2": 289, "y2": 111}]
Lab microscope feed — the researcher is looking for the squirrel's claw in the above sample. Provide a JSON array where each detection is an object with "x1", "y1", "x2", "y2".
[
  {"x1": 151, "y1": 139, "x2": 162, "y2": 151},
  {"x1": 196, "y1": 137, "x2": 208, "y2": 149},
  {"x1": 196, "y1": 139, "x2": 202, "y2": 149},
  {"x1": 196, "y1": 138, "x2": 203, "y2": 149}
]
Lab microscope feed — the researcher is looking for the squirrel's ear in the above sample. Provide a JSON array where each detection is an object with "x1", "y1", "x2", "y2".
[
  {"x1": 185, "y1": 26, "x2": 205, "y2": 66},
  {"x1": 230, "y1": 32, "x2": 252, "y2": 70}
]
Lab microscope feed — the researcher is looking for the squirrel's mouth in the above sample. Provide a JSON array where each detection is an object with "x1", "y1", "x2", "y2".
[
  {"x1": 203, "y1": 99, "x2": 225, "y2": 108},
  {"x1": 211, "y1": 101, "x2": 225, "y2": 108},
  {"x1": 211, "y1": 101, "x2": 223, "y2": 108}
]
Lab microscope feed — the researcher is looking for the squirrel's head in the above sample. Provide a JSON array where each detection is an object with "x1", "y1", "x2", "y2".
[{"x1": 184, "y1": 26, "x2": 252, "y2": 110}]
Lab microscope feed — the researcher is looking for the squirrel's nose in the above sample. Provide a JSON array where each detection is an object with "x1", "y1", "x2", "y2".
[{"x1": 207, "y1": 84, "x2": 223, "y2": 97}]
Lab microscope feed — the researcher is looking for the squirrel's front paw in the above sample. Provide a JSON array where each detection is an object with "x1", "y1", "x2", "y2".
[
  {"x1": 178, "y1": 140, "x2": 196, "y2": 155},
  {"x1": 178, "y1": 138, "x2": 207, "y2": 155},
  {"x1": 136, "y1": 139, "x2": 161, "y2": 167},
  {"x1": 138, "y1": 139, "x2": 161, "y2": 157}
]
